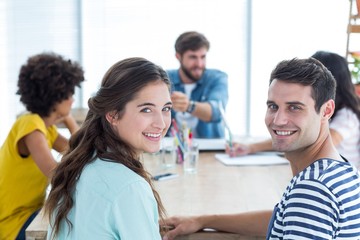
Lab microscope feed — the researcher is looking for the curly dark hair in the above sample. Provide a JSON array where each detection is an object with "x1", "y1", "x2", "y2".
[{"x1": 17, "y1": 52, "x2": 85, "y2": 117}]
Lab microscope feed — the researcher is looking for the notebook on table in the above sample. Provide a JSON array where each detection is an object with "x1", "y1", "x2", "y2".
[{"x1": 215, "y1": 152, "x2": 288, "y2": 166}]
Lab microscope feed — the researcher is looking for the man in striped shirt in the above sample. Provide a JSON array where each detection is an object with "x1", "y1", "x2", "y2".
[{"x1": 162, "y1": 58, "x2": 360, "y2": 240}]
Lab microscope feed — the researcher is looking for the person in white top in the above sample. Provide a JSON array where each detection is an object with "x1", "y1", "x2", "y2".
[
  {"x1": 226, "y1": 51, "x2": 360, "y2": 167},
  {"x1": 329, "y1": 107, "x2": 359, "y2": 166}
]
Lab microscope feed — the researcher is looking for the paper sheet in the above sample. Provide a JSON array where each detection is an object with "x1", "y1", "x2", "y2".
[{"x1": 215, "y1": 152, "x2": 289, "y2": 166}]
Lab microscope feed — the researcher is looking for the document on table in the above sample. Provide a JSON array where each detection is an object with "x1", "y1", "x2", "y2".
[
  {"x1": 162, "y1": 137, "x2": 225, "y2": 151},
  {"x1": 215, "y1": 152, "x2": 288, "y2": 166}
]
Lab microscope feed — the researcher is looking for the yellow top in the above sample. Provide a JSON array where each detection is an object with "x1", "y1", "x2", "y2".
[{"x1": 0, "y1": 114, "x2": 58, "y2": 239}]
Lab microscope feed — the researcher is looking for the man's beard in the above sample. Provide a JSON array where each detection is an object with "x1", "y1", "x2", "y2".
[{"x1": 181, "y1": 65, "x2": 204, "y2": 82}]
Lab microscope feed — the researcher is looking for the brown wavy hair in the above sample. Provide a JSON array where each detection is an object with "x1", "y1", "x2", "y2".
[
  {"x1": 45, "y1": 57, "x2": 170, "y2": 237},
  {"x1": 311, "y1": 51, "x2": 360, "y2": 122}
]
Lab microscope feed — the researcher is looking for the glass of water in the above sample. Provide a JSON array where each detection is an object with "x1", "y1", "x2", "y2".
[
  {"x1": 161, "y1": 145, "x2": 177, "y2": 168},
  {"x1": 183, "y1": 142, "x2": 199, "y2": 174}
]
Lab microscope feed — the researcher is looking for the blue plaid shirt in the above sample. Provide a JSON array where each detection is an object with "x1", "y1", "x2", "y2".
[{"x1": 167, "y1": 68, "x2": 228, "y2": 138}]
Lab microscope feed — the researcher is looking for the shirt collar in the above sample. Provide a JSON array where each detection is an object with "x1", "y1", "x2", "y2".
[{"x1": 174, "y1": 69, "x2": 206, "y2": 86}]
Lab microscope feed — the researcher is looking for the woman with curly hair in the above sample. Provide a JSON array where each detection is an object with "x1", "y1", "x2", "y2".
[
  {"x1": 45, "y1": 57, "x2": 171, "y2": 239},
  {"x1": 0, "y1": 52, "x2": 84, "y2": 240}
]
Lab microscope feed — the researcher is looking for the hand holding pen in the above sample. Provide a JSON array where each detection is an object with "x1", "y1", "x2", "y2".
[
  {"x1": 225, "y1": 142, "x2": 252, "y2": 157},
  {"x1": 218, "y1": 101, "x2": 234, "y2": 150}
]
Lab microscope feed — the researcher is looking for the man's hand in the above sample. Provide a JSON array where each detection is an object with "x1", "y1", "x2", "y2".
[
  {"x1": 161, "y1": 216, "x2": 203, "y2": 240},
  {"x1": 171, "y1": 91, "x2": 190, "y2": 113}
]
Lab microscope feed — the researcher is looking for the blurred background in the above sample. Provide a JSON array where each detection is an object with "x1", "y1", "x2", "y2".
[{"x1": 0, "y1": 0, "x2": 357, "y2": 143}]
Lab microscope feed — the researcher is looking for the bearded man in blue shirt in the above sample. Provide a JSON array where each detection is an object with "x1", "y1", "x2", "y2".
[{"x1": 167, "y1": 31, "x2": 228, "y2": 138}]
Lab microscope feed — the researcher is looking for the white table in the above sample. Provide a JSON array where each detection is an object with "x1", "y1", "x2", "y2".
[{"x1": 26, "y1": 151, "x2": 292, "y2": 240}]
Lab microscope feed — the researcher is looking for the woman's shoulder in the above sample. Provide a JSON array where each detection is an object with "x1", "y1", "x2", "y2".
[
  {"x1": 79, "y1": 158, "x2": 148, "y2": 196},
  {"x1": 16, "y1": 112, "x2": 41, "y2": 122},
  {"x1": 86, "y1": 158, "x2": 141, "y2": 178},
  {"x1": 9, "y1": 113, "x2": 48, "y2": 137},
  {"x1": 331, "y1": 107, "x2": 359, "y2": 129},
  {"x1": 335, "y1": 107, "x2": 358, "y2": 119}
]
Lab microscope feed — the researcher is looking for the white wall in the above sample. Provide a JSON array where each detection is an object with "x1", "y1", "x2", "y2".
[
  {"x1": 250, "y1": 0, "x2": 350, "y2": 137},
  {"x1": 0, "y1": 0, "x2": 7, "y2": 143},
  {"x1": 0, "y1": 0, "x2": 79, "y2": 143}
]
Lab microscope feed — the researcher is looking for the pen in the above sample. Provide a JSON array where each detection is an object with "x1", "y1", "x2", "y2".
[
  {"x1": 171, "y1": 128, "x2": 186, "y2": 153},
  {"x1": 218, "y1": 101, "x2": 233, "y2": 148},
  {"x1": 152, "y1": 173, "x2": 179, "y2": 181},
  {"x1": 171, "y1": 119, "x2": 180, "y2": 133}
]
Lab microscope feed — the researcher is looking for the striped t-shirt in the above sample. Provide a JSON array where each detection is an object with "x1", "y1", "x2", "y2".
[{"x1": 267, "y1": 158, "x2": 360, "y2": 239}]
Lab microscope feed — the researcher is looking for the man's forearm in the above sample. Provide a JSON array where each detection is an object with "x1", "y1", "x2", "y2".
[
  {"x1": 250, "y1": 139, "x2": 273, "y2": 153},
  {"x1": 197, "y1": 210, "x2": 273, "y2": 236},
  {"x1": 191, "y1": 101, "x2": 212, "y2": 122}
]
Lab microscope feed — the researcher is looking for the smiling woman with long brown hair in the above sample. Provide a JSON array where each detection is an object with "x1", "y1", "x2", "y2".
[{"x1": 45, "y1": 57, "x2": 172, "y2": 239}]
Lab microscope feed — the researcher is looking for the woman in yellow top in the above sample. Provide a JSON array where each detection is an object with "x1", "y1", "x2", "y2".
[{"x1": 0, "y1": 52, "x2": 84, "y2": 240}]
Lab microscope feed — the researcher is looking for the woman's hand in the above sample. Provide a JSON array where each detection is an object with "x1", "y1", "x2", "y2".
[
  {"x1": 225, "y1": 142, "x2": 251, "y2": 157},
  {"x1": 57, "y1": 114, "x2": 80, "y2": 134}
]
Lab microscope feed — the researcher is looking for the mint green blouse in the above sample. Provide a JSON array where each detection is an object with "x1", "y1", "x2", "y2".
[{"x1": 48, "y1": 158, "x2": 161, "y2": 240}]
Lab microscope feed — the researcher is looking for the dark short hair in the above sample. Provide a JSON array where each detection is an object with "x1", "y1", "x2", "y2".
[
  {"x1": 175, "y1": 31, "x2": 210, "y2": 55},
  {"x1": 270, "y1": 58, "x2": 336, "y2": 113},
  {"x1": 17, "y1": 52, "x2": 84, "y2": 117}
]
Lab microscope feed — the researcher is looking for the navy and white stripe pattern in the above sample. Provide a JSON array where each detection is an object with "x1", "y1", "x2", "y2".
[{"x1": 267, "y1": 159, "x2": 360, "y2": 239}]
